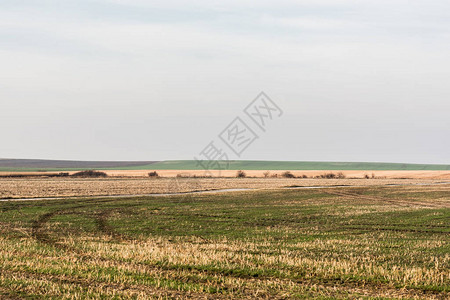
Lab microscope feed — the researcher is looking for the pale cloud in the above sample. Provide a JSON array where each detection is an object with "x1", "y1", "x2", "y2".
[{"x1": 0, "y1": 0, "x2": 449, "y2": 163}]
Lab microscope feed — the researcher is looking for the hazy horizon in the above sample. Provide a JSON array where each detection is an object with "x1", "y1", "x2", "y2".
[
  {"x1": 1, "y1": 158, "x2": 449, "y2": 166},
  {"x1": 1, "y1": 1, "x2": 449, "y2": 164}
]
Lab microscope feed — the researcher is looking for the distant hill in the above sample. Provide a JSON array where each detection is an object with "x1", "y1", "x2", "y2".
[
  {"x1": 145, "y1": 160, "x2": 450, "y2": 171},
  {"x1": 0, "y1": 159, "x2": 156, "y2": 171},
  {"x1": 0, "y1": 159, "x2": 449, "y2": 171}
]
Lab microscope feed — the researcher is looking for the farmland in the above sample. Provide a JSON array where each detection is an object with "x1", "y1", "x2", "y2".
[
  {"x1": 146, "y1": 160, "x2": 450, "y2": 171},
  {"x1": 0, "y1": 184, "x2": 449, "y2": 299},
  {"x1": 0, "y1": 177, "x2": 449, "y2": 199},
  {"x1": 1, "y1": 159, "x2": 449, "y2": 172}
]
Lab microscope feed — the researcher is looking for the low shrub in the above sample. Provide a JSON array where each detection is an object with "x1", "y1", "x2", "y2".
[
  {"x1": 322, "y1": 173, "x2": 336, "y2": 179},
  {"x1": 236, "y1": 170, "x2": 246, "y2": 178},
  {"x1": 176, "y1": 173, "x2": 191, "y2": 178},
  {"x1": 72, "y1": 170, "x2": 107, "y2": 178},
  {"x1": 282, "y1": 171, "x2": 295, "y2": 178},
  {"x1": 148, "y1": 171, "x2": 159, "y2": 177},
  {"x1": 336, "y1": 172, "x2": 346, "y2": 179},
  {"x1": 316, "y1": 172, "x2": 343, "y2": 179}
]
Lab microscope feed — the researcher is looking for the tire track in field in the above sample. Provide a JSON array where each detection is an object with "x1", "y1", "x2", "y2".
[
  {"x1": 31, "y1": 208, "x2": 130, "y2": 251},
  {"x1": 31, "y1": 211, "x2": 62, "y2": 248}
]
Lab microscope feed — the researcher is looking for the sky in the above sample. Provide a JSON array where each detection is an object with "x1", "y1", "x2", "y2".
[{"x1": 1, "y1": 0, "x2": 449, "y2": 164}]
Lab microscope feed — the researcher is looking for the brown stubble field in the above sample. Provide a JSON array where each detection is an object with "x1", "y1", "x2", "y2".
[{"x1": 1, "y1": 177, "x2": 450, "y2": 199}]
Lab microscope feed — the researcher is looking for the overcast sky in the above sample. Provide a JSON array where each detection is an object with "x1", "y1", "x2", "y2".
[{"x1": 1, "y1": 0, "x2": 449, "y2": 163}]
